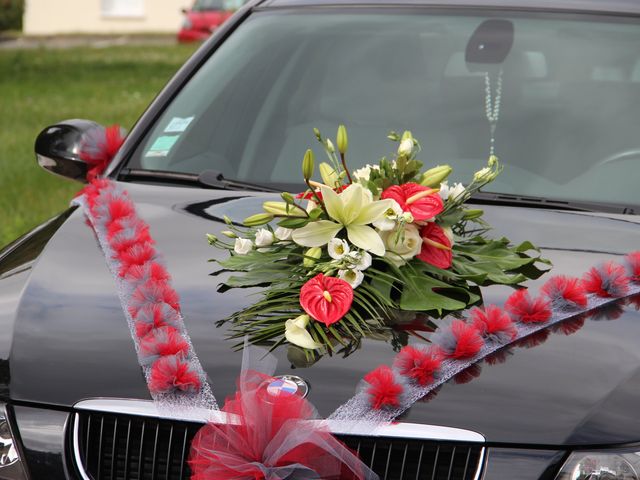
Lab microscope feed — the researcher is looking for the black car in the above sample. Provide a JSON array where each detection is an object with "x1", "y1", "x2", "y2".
[{"x1": 2, "y1": 0, "x2": 640, "y2": 478}]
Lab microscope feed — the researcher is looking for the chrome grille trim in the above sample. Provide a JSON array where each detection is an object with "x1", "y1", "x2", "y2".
[
  {"x1": 73, "y1": 398, "x2": 485, "y2": 442},
  {"x1": 72, "y1": 398, "x2": 486, "y2": 480}
]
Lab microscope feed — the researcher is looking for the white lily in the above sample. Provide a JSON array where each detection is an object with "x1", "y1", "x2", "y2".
[
  {"x1": 285, "y1": 314, "x2": 322, "y2": 350},
  {"x1": 292, "y1": 184, "x2": 393, "y2": 256}
]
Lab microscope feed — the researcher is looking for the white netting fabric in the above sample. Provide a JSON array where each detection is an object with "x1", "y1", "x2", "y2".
[{"x1": 73, "y1": 181, "x2": 218, "y2": 415}]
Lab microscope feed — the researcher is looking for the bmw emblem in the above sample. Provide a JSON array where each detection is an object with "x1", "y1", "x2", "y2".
[{"x1": 265, "y1": 375, "x2": 309, "y2": 399}]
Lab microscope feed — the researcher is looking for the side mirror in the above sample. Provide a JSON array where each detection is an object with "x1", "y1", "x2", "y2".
[
  {"x1": 35, "y1": 119, "x2": 101, "y2": 183},
  {"x1": 181, "y1": 7, "x2": 188, "y2": 13}
]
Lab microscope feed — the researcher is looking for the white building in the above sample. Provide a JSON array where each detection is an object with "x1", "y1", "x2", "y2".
[{"x1": 24, "y1": 0, "x2": 186, "y2": 35}]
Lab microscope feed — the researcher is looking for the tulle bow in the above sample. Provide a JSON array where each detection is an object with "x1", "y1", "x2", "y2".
[{"x1": 189, "y1": 348, "x2": 378, "y2": 480}]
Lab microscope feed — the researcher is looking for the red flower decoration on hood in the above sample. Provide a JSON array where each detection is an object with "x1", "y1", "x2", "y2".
[
  {"x1": 416, "y1": 223, "x2": 452, "y2": 269},
  {"x1": 300, "y1": 274, "x2": 353, "y2": 326},
  {"x1": 381, "y1": 183, "x2": 443, "y2": 221}
]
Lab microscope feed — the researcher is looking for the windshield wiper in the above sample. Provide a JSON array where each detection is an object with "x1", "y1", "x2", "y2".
[
  {"x1": 470, "y1": 191, "x2": 637, "y2": 215},
  {"x1": 118, "y1": 168, "x2": 279, "y2": 192}
]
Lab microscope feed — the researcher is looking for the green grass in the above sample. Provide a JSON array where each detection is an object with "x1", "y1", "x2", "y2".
[{"x1": 0, "y1": 44, "x2": 198, "y2": 247}]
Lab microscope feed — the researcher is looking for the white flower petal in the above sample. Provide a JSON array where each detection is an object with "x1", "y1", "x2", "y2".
[
  {"x1": 354, "y1": 198, "x2": 395, "y2": 225},
  {"x1": 254, "y1": 228, "x2": 274, "y2": 247},
  {"x1": 274, "y1": 227, "x2": 293, "y2": 241},
  {"x1": 347, "y1": 224, "x2": 386, "y2": 256},
  {"x1": 233, "y1": 238, "x2": 253, "y2": 255},
  {"x1": 338, "y1": 269, "x2": 364, "y2": 288},
  {"x1": 285, "y1": 315, "x2": 322, "y2": 349},
  {"x1": 292, "y1": 220, "x2": 342, "y2": 247},
  {"x1": 319, "y1": 185, "x2": 345, "y2": 224},
  {"x1": 328, "y1": 238, "x2": 350, "y2": 260}
]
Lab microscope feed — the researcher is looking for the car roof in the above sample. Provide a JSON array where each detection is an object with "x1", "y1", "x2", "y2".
[{"x1": 259, "y1": 0, "x2": 640, "y2": 16}]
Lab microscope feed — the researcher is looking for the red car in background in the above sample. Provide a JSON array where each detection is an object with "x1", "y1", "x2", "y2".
[{"x1": 178, "y1": 0, "x2": 242, "y2": 42}]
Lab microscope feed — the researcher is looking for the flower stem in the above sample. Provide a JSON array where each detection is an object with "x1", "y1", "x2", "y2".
[{"x1": 340, "y1": 152, "x2": 353, "y2": 184}]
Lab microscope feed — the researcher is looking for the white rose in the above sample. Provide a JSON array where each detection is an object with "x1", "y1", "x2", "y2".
[
  {"x1": 398, "y1": 138, "x2": 414, "y2": 157},
  {"x1": 338, "y1": 269, "x2": 364, "y2": 288},
  {"x1": 274, "y1": 227, "x2": 293, "y2": 241},
  {"x1": 373, "y1": 200, "x2": 404, "y2": 232},
  {"x1": 234, "y1": 237, "x2": 253, "y2": 255},
  {"x1": 439, "y1": 181, "x2": 466, "y2": 201},
  {"x1": 254, "y1": 228, "x2": 275, "y2": 248},
  {"x1": 328, "y1": 238, "x2": 350, "y2": 260},
  {"x1": 380, "y1": 224, "x2": 423, "y2": 267},
  {"x1": 352, "y1": 164, "x2": 380, "y2": 183}
]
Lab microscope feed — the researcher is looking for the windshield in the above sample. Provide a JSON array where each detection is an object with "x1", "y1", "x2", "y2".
[{"x1": 127, "y1": 9, "x2": 640, "y2": 208}]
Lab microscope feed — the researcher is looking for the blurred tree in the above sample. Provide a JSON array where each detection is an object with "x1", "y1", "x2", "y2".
[{"x1": 0, "y1": 0, "x2": 23, "y2": 32}]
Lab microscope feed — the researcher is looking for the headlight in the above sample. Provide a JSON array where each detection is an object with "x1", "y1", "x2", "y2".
[
  {"x1": 182, "y1": 18, "x2": 192, "y2": 30},
  {"x1": 0, "y1": 404, "x2": 27, "y2": 479},
  {"x1": 556, "y1": 449, "x2": 640, "y2": 479}
]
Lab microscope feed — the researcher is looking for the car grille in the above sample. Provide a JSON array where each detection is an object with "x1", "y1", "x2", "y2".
[{"x1": 72, "y1": 410, "x2": 484, "y2": 480}]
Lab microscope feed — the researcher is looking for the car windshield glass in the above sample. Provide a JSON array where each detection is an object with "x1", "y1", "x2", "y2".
[{"x1": 127, "y1": 9, "x2": 640, "y2": 208}]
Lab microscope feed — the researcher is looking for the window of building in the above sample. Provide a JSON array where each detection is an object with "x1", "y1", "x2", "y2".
[{"x1": 102, "y1": 0, "x2": 145, "y2": 17}]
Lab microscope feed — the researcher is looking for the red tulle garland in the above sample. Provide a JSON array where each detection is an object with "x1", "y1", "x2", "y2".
[
  {"x1": 470, "y1": 305, "x2": 517, "y2": 342},
  {"x1": 394, "y1": 346, "x2": 442, "y2": 386},
  {"x1": 582, "y1": 262, "x2": 630, "y2": 298},
  {"x1": 541, "y1": 275, "x2": 588, "y2": 309},
  {"x1": 504, "y1": 289, "x2": 552, "y2": 323},
  {"x1": 363, "y1": 366, "x2": 404, "y2": 410}
]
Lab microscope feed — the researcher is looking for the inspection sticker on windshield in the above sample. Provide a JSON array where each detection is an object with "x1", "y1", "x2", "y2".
[
  {"x1": 164, "y1": 116, "x2": 194, "y2": 133},
  {"x1": 145, "y1": 135, "x2": 179, "y2": 157}
]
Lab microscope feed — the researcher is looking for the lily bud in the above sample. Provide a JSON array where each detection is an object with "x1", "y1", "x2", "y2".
[
  {"x1": 462, "y1": 209, "x2": 484, "y2": 220},
  {"x1": 488, "y1": 154, "x2": 499, "y2": 166},
  {"x1": 223, "y1": 215, "x2": 233, "y2": 225},
  {"x1": 420, "y1": 165, "x2": 452, "y2": 188},
  {"x1": 319, "y1": 162, "x2": 339, "y2": 186},
  {"x1": 337, "y1": 124, "x2": 348, "y2": 154},
  {"x1": 206, "y1": 233, "x2": 218, "y2": 245},
  {"x1": 243, "y1": 212, "x2": 274, "y2": 227},
  {"x1": 303, "y1": 247, "x2": 322, "y2": 267},
  {"x1": 221, "y1": 230, "x2": 237, "y2": 238},
  {"x1": 302, "y1": 149, "x2": 315, "y2": 181},
  {"x1": 313, "y1": 128, "x2": 322, "y2": 141},
  {"x1": 281, "y1": 192, "x2": 295, "y2": 204},
  {"x1": 263, "y1": 201, "x2": 306, "y2": 217}
]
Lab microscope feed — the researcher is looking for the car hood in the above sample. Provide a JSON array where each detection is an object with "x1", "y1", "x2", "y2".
[{"x1": 9, "y1": 181, "x2": 640, "y2": 446}]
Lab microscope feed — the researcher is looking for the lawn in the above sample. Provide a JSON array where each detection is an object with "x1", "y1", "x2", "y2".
[{"x1": 0, "y1": 43, "x2": 198, "y2": 248}]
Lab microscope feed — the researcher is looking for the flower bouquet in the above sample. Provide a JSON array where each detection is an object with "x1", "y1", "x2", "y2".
[{"x1": 209, "y1": 127, "x2": 549, "y2": 357}]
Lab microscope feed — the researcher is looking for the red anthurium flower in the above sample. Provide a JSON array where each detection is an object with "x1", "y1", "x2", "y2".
[
  {"x1": 300, "y1": 274, "x2": 353, "y2": 326},
  {"x1": 417, "y1": 223, "x2": 452, "y2": 269},
  {"x1": 381, "y1": 183, "x2": 444, "y2": 221}
]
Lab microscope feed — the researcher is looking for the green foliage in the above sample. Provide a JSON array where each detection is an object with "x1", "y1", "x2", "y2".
[
  {"x1": 0, "y1": 0, "x2": 23, "y2": 32},
  {"x1": 0, "y1": 44, "x2": 198, "y2": 247}
]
